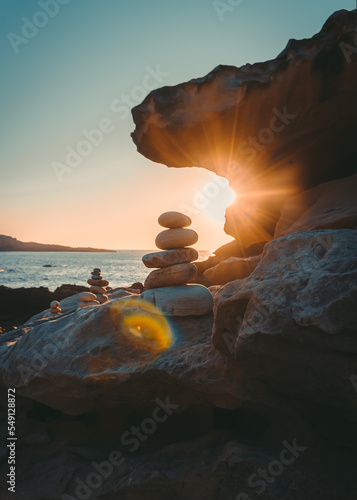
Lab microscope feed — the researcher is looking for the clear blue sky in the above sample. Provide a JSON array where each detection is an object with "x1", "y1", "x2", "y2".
[{"x1": 0, "y1": 0, "x2": 354, "y2": 249}]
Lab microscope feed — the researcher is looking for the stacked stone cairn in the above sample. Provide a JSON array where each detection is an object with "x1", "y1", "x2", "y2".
[
  {"x1": 50, "y1": 300, "x2": 62, "y2": 315},
  {"x1": 79, "y1": 268, "x2": 109, "y2": 308},
  {"x1": 140, "y1": 211, "x2": 214, "y2": 316}
]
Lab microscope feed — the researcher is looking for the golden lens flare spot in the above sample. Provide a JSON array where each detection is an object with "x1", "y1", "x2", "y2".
[{"x1": 110, "y1": 298, "x2": 173, "y2": 354}]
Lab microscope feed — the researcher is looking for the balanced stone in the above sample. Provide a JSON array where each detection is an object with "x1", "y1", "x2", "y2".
[
  {"x1": 91, "y1": 274, "x2": 102, "y2": 279},
  {"x1": 51, "y1": 307, "x2": 62, "y2": 314},
  {"x1": 155, "y1": 228, "x2": 198, "y2": 250},
  {"x1": 139, "y1": 284, "x2": 213, "y2": 316},
  {"x1": 97, "y1": 294, "x2": 108, "y2": 304},
  {"x1": 90, "y1": 285, "x2": 107, "y2": 295},
  {"x1": 50, "y1": 301, "x2": 60, "y2": 307},
  {"x1": 144, "y1": 263, "x2": 198, "y2": 289},
  {"x1": 87, "y1": 279, "x2": 109, "y2": 287},
  {"x1": 79, "y1": 292, "x2": 98, "y2": 302},
  {"x1": 93, "y1": 268, "x2": 101, "y2": 273},
  {"x1": 79, "y1": 300, "x2": 100, "y2": 308},
  {"x1": 158, "y1": 211, "x2": 191, "y2": 229},
  {"x1": 142, "y1": 248, "x2": 199, "y2": 268}
]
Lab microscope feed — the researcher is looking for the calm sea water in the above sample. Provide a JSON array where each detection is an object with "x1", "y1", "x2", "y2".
[{"x1": 0, "y1": 250, "x2": 212, "y2": 290}]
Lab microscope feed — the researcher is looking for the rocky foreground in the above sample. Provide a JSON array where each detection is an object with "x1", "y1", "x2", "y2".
[{"x1": 1, "y1": 8, "x2": 357, "y2": 500}]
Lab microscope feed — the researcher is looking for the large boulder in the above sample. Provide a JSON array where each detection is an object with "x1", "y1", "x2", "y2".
[
  {"x1": 274, "y1": 173, "x2": 357, "y2": 237},
  {"x1": 204, "y1": 255, "x2": 261, "y2": 285},
  {"x1": 195, "y1": 240, "x2": 266, "y2": 275},
  {"x1": 213, "y1": 229, "x2": 357, "y2": 446},
  {"x1": 132, "y1": 10, "x2": 357, "y2": 246},
  {"x1": 0, "y1": 296, "x2": 231, "y2": 416}
]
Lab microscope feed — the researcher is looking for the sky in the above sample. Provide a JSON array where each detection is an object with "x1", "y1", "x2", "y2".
[{"x1": 0, "y1": 0, "x2": 354, "y2": 250}]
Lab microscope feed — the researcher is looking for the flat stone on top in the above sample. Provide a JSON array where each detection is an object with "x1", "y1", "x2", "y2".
[
  {"x1": 158, "y1": 211, "x2": 192, "y2": 229},
  {"x1": 155, "y1": 228, "x2": 198, "y2": 250},
  {"x1": 142, "y1": 248, "x2": 199, "y2": 268}
]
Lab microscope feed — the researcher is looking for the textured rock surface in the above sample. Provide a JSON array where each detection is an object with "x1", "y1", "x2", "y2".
[
  {"x1": 213, "y1": 229, "x2": 357, "y2": 445},
  {"x1": 143, "y1": 248, "x2": 199, "y2": 268},
  {"x1": 274, "y1": 173, "x2": 357, "y2": 237},
  {"x1": 0, "y1": 297, "x2": 224, "y2": 416},
  {"x1": 195, "y1": 240, "x2": 265, "y2": 277},
  {"x1": 204, "y1": 255, "x2": 261, "y2": 285},
  {"x1": 144, "y1": 263, "x2": 198, "y2": 289},
  {"x1": 132, "y1": 10, "x2": 357, "y2": 245},
  {"x1": 1, "y1": 231, "x2": 357, "y2": 498},
  {"x1": 140, "y1": 284, "x2": 214, "y2": 316}
]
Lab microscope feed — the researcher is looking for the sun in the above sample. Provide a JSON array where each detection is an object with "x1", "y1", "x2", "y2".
[{"x1": 201, "y1": 177, "x2": 236, "y2": 221}]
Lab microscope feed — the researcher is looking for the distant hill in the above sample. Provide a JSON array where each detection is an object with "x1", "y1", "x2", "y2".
[{"x1": 0, "y1": 235, "x2": 116, "y2": 253}]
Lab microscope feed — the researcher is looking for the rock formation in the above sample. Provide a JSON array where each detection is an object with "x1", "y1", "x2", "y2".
[
  {"x1": 274, "y1": 172, "x2": 357, "y2": 237},
  {"x1": 78, "y1": 268, "x2": 110, "y2": 308},
  {"x1": 131, "y1": 9, "x2": 357, "y2": 246},
  {"x1": 140, "y1": 212, "x2": 213, "y2": 315},
  {"x1": 49, "y1": 300, "x2": 61, "y2": 315},
  {"x1": 213, "y1": 229, "x2": 357, "y2": 446},
  {"x1": 204, "y1": 255, "x2": 261, "y2": 285},
  {"x1": 1, "y1": 9, "x2": 357, "y2": 500}
]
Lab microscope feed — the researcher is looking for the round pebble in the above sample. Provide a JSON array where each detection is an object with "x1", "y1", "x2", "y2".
[
  {"x1": 90, "y1": 285, "x2": 107, "y2": 295},
  {"x1": 144, "y1": 263, "x2": 198, "y2": 289},
  {"x1": 158, "y1": 211, "x2": 191, "y2": 229},
  {"x1": 155, "y1": 228, "x2": 198, "y2": 250},
  {"x1": 87, "y1": 279, "x2": 109, "y2": 287},
  {"x1": 79, "y1": 292, "x2": 98, "y2": 302},
  {"x1": 142, "y1": 248, "x2": 199, "y2": 268},
  {"x1": 51, "y1": 307, "x2": 62, "y2": 314},
  {"x1": 97, "y1": 294, "x2": 108, "y2": 304},
  {"x1": 50, "y1": 300, "x2": 60, "y2": 307},
  {"x1": 91, "y1": 275, "x2": 102, "y2": 280},
  {"x1": 93, "y1": 268, "x2": 101, "y2": 273}
]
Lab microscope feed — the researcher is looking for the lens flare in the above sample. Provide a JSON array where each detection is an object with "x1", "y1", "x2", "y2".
[{"x1": 110, "y1": 297, "x2": 173, "y2": 354}]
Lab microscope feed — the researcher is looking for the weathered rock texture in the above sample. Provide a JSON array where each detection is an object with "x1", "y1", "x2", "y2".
[
  {"x1": 204, "y1": 255, "x2": 261, "y2": 285},
  {"x1": 213, "y1": 229, "x2": 357, "y2": 446},
  {"x1": 275, "y1": 173, "x2": 357, "y2": 237},
  {"x1": 132, "y1": 10, "x2": 357, "y2": 246}
]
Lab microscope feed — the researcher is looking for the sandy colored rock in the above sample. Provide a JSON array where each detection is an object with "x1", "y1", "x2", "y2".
[
  {"x1": 144, "y1": 263, "x2": 198, "y2": 289},
  {"x1": 97, "y1": 294, "x2": 108, "y2": 304},
  {"x1": 155, "y1": 228, "x2": 198, "y2": 250},
  {"x1": 140, "y1": 284, "x2": 213, "y2": 316},
  {"x1": 79, "y1": 292, "x2": 98, "y2": 302},
  {"x1": 213, "y1": 229, "x2": 357, "y2": 446},
  {"x1": 87, "y1": 279, "x2": 109, "y2": 287},
  {"x1": 50, "y1": 307, "x2": 62, "y2": 314},
  {"x1": 142, "y1": 248, "x2": 199, "y2": 268},
  {"x1": 132, "y1": 10, "x2": 357, "y2": 246},
  {"x1": 204, "y1": 255, "x2": 261, "y2": 285},
  {"x1": 158, "y1": 211, "x2": 191, "y2": 229},
  {"x1": 79, "y1": 300, "x2": 100, "y2": 308},
  {"x1": 274, "y1": 173, "x2": 357, "y2": 237},
  {"x1": 89, "y1": 285, "x2": 107, "y2": 295}
]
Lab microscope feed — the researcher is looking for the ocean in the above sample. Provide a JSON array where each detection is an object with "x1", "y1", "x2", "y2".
[{"x1": 0, "y1": 250, "x2": 212, "y2": 290}]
